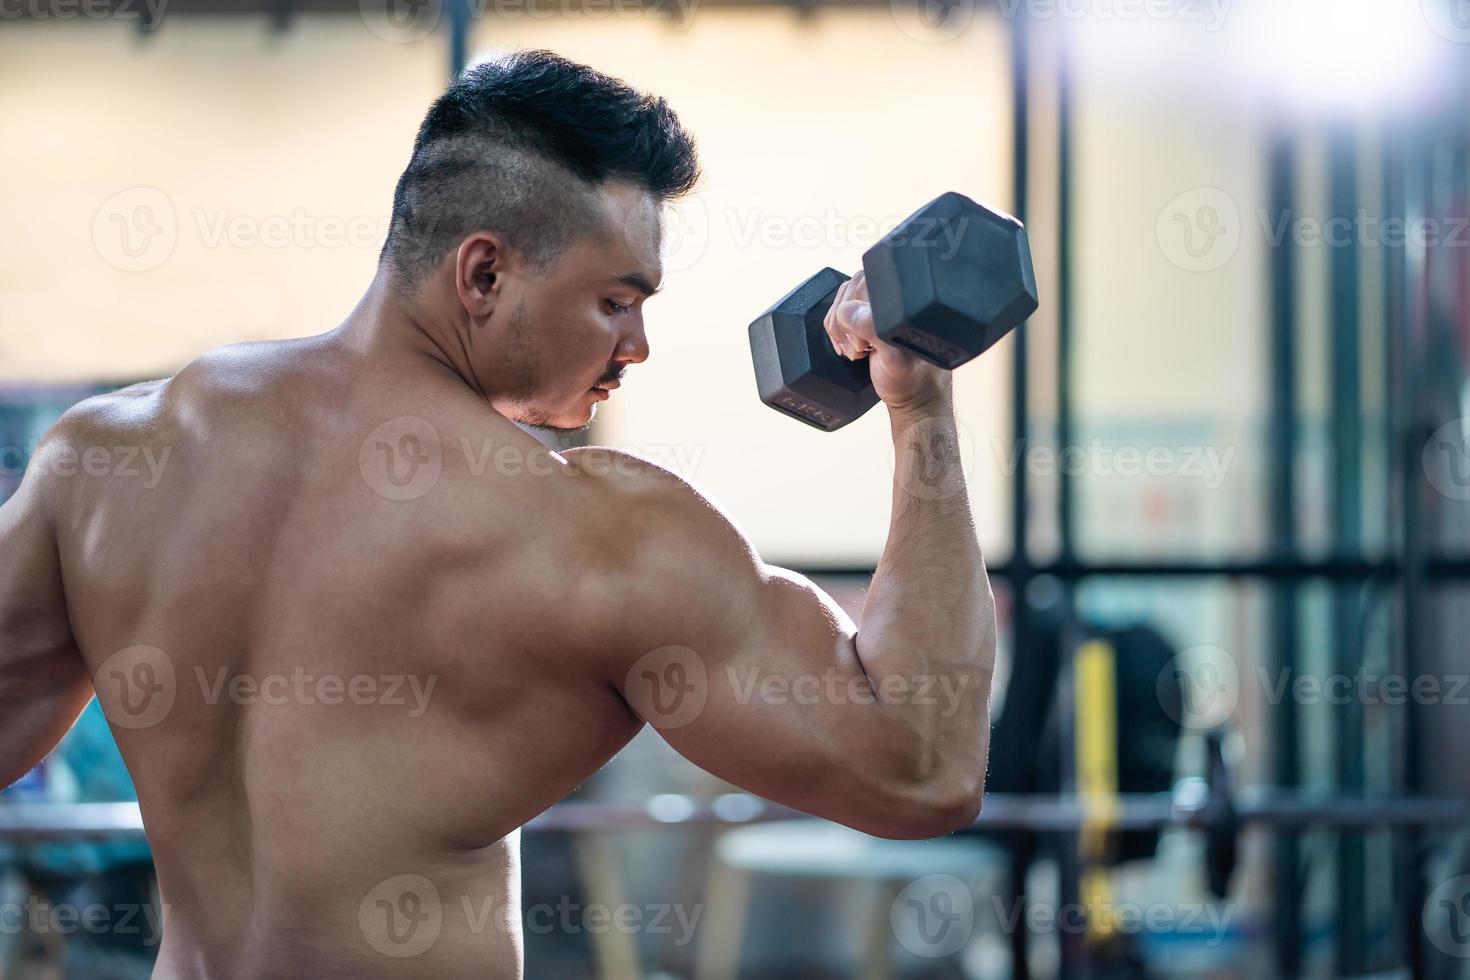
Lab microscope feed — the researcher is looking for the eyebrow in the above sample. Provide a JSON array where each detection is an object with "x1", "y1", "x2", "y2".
[{"x1": 616, "y1": 273, "x2": 662, "y2": 298}]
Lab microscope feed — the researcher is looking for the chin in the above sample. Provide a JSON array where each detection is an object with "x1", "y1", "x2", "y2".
[{"x1": 511, "y1": 400, "x2": 597, "y2": 435}]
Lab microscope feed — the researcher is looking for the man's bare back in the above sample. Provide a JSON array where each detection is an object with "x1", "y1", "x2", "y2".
[
  {"x1": 1, "y1": 50, "x2": 996, "y2": 979},
  {"x1": 16, "y1": 335, "x2": 672, "y2": 976}
]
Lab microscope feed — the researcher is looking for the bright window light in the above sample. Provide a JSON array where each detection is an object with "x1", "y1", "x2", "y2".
[{"x1": 1232, "y1": 0, "x2": 1445, "y2": 110}]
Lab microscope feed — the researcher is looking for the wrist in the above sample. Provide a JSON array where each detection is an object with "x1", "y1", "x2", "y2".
[{"x1": 885, "y1": 379, "x2": 954, "y2": 422}]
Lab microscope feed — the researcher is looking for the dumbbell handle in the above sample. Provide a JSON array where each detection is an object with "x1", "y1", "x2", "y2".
[{"x1": 747, "y1": 267, "x2": 878, "y2": 431}]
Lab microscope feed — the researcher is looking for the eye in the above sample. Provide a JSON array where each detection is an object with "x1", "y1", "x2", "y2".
[{"x1": 604, "y1": 299, "x2": 631, "y2": 316}]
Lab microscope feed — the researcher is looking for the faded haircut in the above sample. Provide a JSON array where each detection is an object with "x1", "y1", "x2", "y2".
[{"x1": 380, "y1": 49, "x2": 700, "y2": 289}]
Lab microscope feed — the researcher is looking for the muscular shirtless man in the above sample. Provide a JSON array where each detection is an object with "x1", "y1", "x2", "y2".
[{"x1": 0, "y1": 49, "x2": 996, "y2": 978}]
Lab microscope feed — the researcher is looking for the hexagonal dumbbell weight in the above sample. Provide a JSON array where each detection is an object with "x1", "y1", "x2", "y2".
[{"x1": 748, "y1": 192, "x2": 1038, "y2": 431}]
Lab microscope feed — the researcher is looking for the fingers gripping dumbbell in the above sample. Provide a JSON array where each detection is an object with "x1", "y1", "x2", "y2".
[{"x1": 748, "y1": 192, "x2": 1039, "y2": 431}]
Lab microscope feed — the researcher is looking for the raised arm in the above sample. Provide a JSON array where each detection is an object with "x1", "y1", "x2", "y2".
[
  {"x1": 0, "y1": 432, "x2": 92, "y2": 789},
  {"x1": 569, "y1": 305, "x2": 995, "y2": 839}
]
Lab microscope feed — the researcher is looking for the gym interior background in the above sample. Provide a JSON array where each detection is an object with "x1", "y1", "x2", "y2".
[{"x1": 3, "y1": 0, "x2": 1470, "y2": 977}]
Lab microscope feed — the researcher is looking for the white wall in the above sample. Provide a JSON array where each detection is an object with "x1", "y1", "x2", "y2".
[{"x1": 0, "y1": 6, "x2": 1300, "y2": 568}]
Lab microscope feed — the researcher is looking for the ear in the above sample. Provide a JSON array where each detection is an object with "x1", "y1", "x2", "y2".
[{"x1": 454, "y1": 232, "x2": 511, "y2": 326}]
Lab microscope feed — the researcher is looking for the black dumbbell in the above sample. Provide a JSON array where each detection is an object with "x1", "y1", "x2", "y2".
[{"x1": 748, "y1": 192, "x2": 1038, "y2": 431}]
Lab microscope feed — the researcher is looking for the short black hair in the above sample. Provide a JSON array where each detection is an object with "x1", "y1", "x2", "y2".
[{"x1": 381, "y1": 49, "x2": 700, "y2": 288}]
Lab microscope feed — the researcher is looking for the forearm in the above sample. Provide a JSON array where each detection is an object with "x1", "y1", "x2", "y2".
[{"x1": 854, "y1": 391, "x2": 996, "y2": 783}]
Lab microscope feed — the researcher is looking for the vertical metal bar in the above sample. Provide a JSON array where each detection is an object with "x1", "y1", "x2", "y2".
[
  {"x1": 1057, "y1": 624, "x2": 1084, "y2": 980},
  {"x1": 1011, "y1": 11, "x2": 1032, "y2": 578},
  {"x1": 1056, "y1": 30, "x2": 1075, "y2": 563},
  {"x1": 1265, "y1": 128, "x2": 1302, "y2": 979},
  {"x1": 1329, "y1": 124, "x2": 1366, "y2": 978},
  {"x1": 1053, "y1": 30, "x2": 1085, "y2": 980},
  {"x1": 449, "y1": 0, "x2": 472, "y2": 78},
  {"x1": 1058, "y1": 34, "x2": 1081, "y2": 567},
  {"x1": 1007, "y1": 12, "x2": 1034, "y2": 980},
  {"x1": 1382, "y1": 111, "x2": 1427, "y2": 980}
]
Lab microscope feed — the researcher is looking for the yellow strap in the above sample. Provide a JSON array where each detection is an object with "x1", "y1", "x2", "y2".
[{"x1": 1075, "y1": 639, "x2": 1119, "y2": 940}]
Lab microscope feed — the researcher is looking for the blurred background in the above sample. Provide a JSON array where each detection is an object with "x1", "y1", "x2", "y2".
[{"x1": 3, "y1": 0, "x2": 1470, "y2": 977}]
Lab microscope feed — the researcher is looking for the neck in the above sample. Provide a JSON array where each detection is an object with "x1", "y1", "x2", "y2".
[{"x1": 337, "y1": 270, "x2": 490, "y2": 400}]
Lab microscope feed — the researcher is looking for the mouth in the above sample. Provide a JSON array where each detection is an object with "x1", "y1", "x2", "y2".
[{"x1": 590, "y1": 379, "x2": 620, "y2": 400}]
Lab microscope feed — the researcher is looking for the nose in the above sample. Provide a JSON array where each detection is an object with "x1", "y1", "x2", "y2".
[{"x1": 615, "y1": 321, "x2": 649, "y2": 365}]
